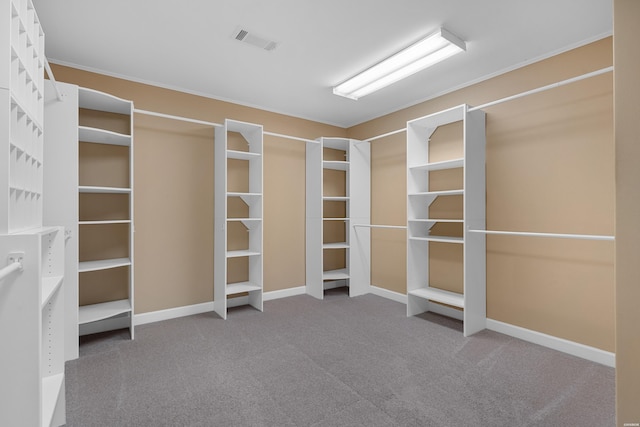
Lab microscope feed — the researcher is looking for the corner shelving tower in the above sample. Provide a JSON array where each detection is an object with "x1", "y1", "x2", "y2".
[
  {"x1": 77, "y1": 87, "x2": 135, "y2": 338},
  {"x1": 306, "y1": 137, "x2": 370, "y2": 299},
  {"x1": 1, "y1": 1, "x2": 65, "y2": 425},
  {"x1": 406, "y1": 104, "x2": 486, "y2": 337},
  {"x1": 214, "y1": 119, "x2": 263, "y2": 319}
]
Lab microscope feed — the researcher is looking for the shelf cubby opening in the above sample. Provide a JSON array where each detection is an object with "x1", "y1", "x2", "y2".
[{"x1": 79, "y1": 266, "x2": 130, "y2": 307}]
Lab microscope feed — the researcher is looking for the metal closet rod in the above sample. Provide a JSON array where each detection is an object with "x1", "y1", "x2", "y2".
[
  {"x1": 468, "y1": 229, "x2": 614, "y2": 241},
  {"x1": 133, "y1": 109, "x2": 320, "y2": 144},
  {"x1": 0, "y1": 261, "x2": 22, "y2": 282},
  {"x1": 362, "y1": 66, "x2": 614, "y2": 142}
]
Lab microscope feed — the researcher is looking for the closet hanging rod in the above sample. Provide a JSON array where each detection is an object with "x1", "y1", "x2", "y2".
[
  {"x1": 468, "y1": 66, "x2": 613, "y2": 112},
  {"x1": 353, "y1": 224, "x2": 407, "y2": 229},
  {"x1": 0, "y1": 261, "x2": 22, "y2": 282},
  {"x1": 44, "y1": 58, "x2": 63, "y2": 101},
  {"x1": 134, "y1": 109, "x2": 222, "y2": 127},
  {"x1": 263, "y1": 131, "x2": 319, "y2": 144},
  {"x1": 468, "y1": 229, "x2": 614, "y2": 241},
  {"x1": 360, "y1": 66, "x2": 613, "y2": 142},
  {"x1": 365, "y1": 128, "x2": 406, "y2": 142}
]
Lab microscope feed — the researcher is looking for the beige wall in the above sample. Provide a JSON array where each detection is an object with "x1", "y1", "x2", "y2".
[
  {"x1": 614, "y1": 1, "x2": 640, "y2": 424},
  {"x1": 348, "y1": 38, "x2": 615, "y2": 352},
  {"x1": 53, "y1": 38, "x2": 617, "y2": 353},
  {"x1": 51, "y1": 64, "x2": 346, "y2": 313}
]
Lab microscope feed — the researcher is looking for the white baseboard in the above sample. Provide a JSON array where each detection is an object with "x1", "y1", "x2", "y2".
[
  {"x1": 369, "y1": 286, "x2": 407, "y2": 304},
  {"x1": 263, "y1": 286, "x2": 306, "y2": 301},
  {"x1": 368, "y1": 286, "x2": 614, "y2": 367},
  {"x1": 134, "y1": 286, "x2": 308, "y2": 325},
  {"x1": 132, "y1": 285, "x2": 615, "y2": 368},
  {"x1": 486, "y1": 319, "x2": 615, "y2": 368},
  {"x1": 135, "y1": 302, "x2": 214, "y2": 326}
]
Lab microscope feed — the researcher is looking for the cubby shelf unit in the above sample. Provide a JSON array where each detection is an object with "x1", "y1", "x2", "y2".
[
  {"x1": 306, "y1": 137, "x2": 370, "y2": 299},
  {"x1": 406, "y1": 104, "x2": 486, "y2": 337},
  {"x1": 0, "y1": 227, "x2": 66, "y2": 427},
  {"x1": 1, "y1": 0, "x2": 46, "y2": 235},
  {"x1": 214, "y1": 119, "x2": 264, "y2": 319}
]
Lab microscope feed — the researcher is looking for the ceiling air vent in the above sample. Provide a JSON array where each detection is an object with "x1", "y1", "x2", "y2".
[{"x1": 232, "y1": 27, "x2": 278, "y2": 52}]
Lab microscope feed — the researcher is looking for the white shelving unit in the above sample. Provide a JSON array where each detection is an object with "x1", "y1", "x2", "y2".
[
  {"x1": 43, "y1": 80, "x2": 79, "y2": 360},
  {"x1": 214, "y1": 119, "x2": 263, "y2": 319},
  {"x1": 0, "y1": 227, "x2": 66, "y2": 427},
  {"x1": 43, "y1": 82, "x2": 135, "y2": 347},
  {"x1": 306, "y1": 137, "x2": 370, "y2": 299},
  {"x1": 406, "y1": 104, "x2": 486, "y2": 336},
  {"x1": 1, "y1": 0, "x2": 46, "y2": 234},
  {"x1": 76, "y1": 87, "x2": 134, "y2": 338}
]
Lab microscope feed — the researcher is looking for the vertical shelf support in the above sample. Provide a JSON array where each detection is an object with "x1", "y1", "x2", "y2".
[
  {"x1": 305, "y1": 137, "x2": 370, "y2": 299},
  {"x1": 214, "y1": 119, "x2": 264, "y2": 319},
  {"x1": 406, "y1": 104, "x2": 486, "y2": 337}
]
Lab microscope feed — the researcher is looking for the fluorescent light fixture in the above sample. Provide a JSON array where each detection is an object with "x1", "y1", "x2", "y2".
[{"x1": 333, "y1": 28, "x2": 466, "y2": 100}]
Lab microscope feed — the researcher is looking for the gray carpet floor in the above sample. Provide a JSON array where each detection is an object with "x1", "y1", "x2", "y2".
[{"x1": 65, "y1": 288, "x2": 615, "y2": 426}]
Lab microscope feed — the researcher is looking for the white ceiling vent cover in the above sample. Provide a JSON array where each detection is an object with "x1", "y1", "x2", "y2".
[{"x1": 232, "y1": 27, "x2": 278, "y2": 52}]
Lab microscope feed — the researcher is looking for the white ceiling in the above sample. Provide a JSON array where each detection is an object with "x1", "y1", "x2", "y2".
[{"x1": 33, "y1": 0, "x2": 612, "y2": 128}]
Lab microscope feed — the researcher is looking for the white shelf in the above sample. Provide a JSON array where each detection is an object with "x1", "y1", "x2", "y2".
[
  {"x1": 42, "y1": 373, "x2": 65, "y2": 427},
  {"x1": 78, "y1": 186, "x2": 131, "y2": 194},
  {"x1": 409, "y1": 219, "x2": 464, "y2": 223},
  {"x1": 323, "y1": 242, "x2": 349, "y2": 249},
  {"x1": 227, "y1": 192, "x2": 262, "y2": 198},
  {"x1": 227, "y1": 150, "x2": 261, "y2": 160},
  {"x1": 323, "y1": 217, "x2": 349, "y2": 221},
  {"x1": 410, "y1": 158, "x2": 464, "y2": 171},
  {"x1": 79, "y1": 258, "x2": 131, "y2": 273},
  {"x1": 226, "y1": 282, "x2": 262, "y2": 295},
  {"x1": 41, "y1": 276, "x2": 63, "y2": 308},
  {"x1": 408, "y1": 287, "x2": 465, "y2": 308},
  {"x1": 323, "y1": 196, "x2": 349, "y2": 201},
  {"x1": 409, "y1": 236, "x2": 463, "y2": 244},
  {"x1": 408, "y1": 189, "x2": 464, "y2": 197},
  {"x1": 79, "y1": 220, "x2": 131, "y2": 225},
  {"x1": 79, "y1": 299, "x2": 132, "y2": 324},
  {"x1": 323, "y1": 268, "x2": 350, "y2": 280},
  {"x1": 227, "y1": 218, "x2": 261, "y2": 222},
  {"x1": 78, "y1": 87, "x2": 131, "y2": 114},
  {"x1": 79, "y1": 126, "x2": 131, "y2": 146},
  {"x1": 323, "y1": 160, "x2": 349, "y2": 171},
  {"x1": 226, "y1": 250, "x2": 261, "y2": 258}
]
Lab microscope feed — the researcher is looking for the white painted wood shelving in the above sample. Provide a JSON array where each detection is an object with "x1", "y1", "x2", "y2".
[
  {"x1": 306, "y1": 137, "x2": 370, "y2": 299},
  {"x1": 1, "y1": 0, "x2": 45, "y2": 235},
  {"x1": 1, "y1": 1, "x2": 66, "y2": 425},
  {"x1": 406, "y1": 104, "x2": 486, "y2": 336},
  {"x1": 76, "y1": 87, "x2": 135, "y2": 338},
  {"x1": 214, "y1": 119, "x2": 264, "y2": 319},
  {"x1": 44, "y1": 82, "x2": 135, "y2": 348},
  {"x1": 0, "y1": 227, "x2": 66, "y2": 427}
]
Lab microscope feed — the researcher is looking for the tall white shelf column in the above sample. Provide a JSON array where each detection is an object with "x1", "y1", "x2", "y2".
[
  {"x1": 1, "y1": 1, "x2": 66, "y2": 425},
  {"x1": 214, "y1": 119, "x2": 264, "y2": 319},
  {"x1": 406, "y1": 104, "x2": 486, "y2": 336},
  {"x1": 76, "y1": 87, "x2": 135, "y2": 338},
  {"x1": 43, "y1": 84, "x2": 135, "y2": 349},
  {"x1": 306, "y1": 137, "x2": 370, "y2": 299}
]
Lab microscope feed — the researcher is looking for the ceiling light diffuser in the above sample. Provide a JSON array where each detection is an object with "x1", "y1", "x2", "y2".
[{"x1": 333, "y1": 28, "x2": 466, "y2": 100}]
